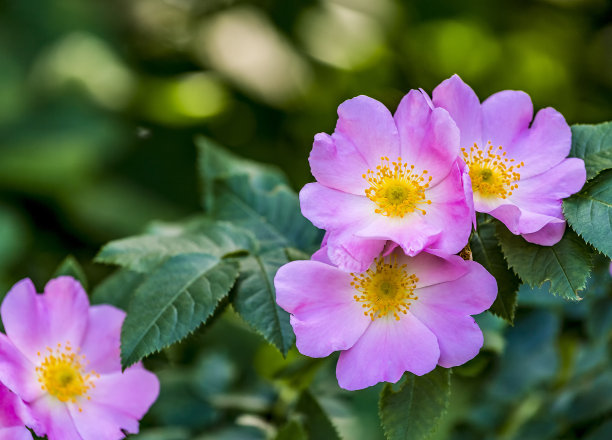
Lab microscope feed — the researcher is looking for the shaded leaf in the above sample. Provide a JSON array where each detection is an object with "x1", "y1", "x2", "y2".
[
  {"x1": 275, "y1": 420, "x2": 307, "y2": 440},
  {"x1": 121, "y1": 253, "x2": 238, "y2": 368},
  {"x1": 213, "y1": 174, "x2": 322, "y2": 253},
  {"x1": 196, "y1": 136, "x2": 288, "y2": 212},
  {"x1": 91, "y1": 269, "x2": 144, "y2": 310},
  {"x1": 295, "y1": 391, "x2": 341, "y2": 440},
  {"x1": 497, "y1": 227, "x2": 592, "y2": 300},
  {"x1": 52, "y1": 255, "x2": 88, "y2": 290},
  {"x1": 379, "y1": 368, "x2": 451, "y2": 440},
  {"x1": 232, "y1": 249, "x2": 295, "y2": 356},
  {"x1": 470, "y1": 219, "x2": 519, "y2": 323},
  {"x1": 570, "y1": 122, "x2": 612, "y2": 180},
  {"x1": 96, "y1": 218, "x2": 255, "y2": 272},
  {"x1": 563, "y1": 170, "x2": 612, "y2": 258}
]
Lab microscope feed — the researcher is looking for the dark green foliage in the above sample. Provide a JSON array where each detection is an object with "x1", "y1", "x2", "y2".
[{"x1": 570, "y1": 122, "x2": 612, "y2": 180}]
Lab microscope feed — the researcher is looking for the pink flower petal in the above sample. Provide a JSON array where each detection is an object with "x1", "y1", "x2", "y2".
[
  {"x1": 0, "y1": 334, "x2": 42, "y2": 402},
  {"x1": 326, "y1": 229, "x2": 385, "y2": 272},
  {"x1": 309, "y1": 132, "x2": 371, "y2": 195},
  {"x1": 275, "y1": 261, "x2": 371, "y2": 357},
  {"x1": 394, "y1": 90, "x2": 460, "y2": 186},
  {"x1": 335, "y1": 95, "x2": 401, "y2": 169},
  {"x1": 80, "y1": 305, "x2": 125, "y2": 374},
  {"x1": 481, "y1": 90, "x2": 533, "y2": 148},
  {"x1": 432, "y1": 74, "x2": 483, "y2": 148},
  {"x1": 507, "y1": 107, "x2": 572, "y2": 179},
  {"x1": 396, "y1": 252, "x2": 468, "y2": 289},
  {"x1": 69, "y1": 402, "x2": 138, "y2": 440},
  {"x1": 0, "y1": 383, "x2": 37, "y2": 433},
  {"x1": 0, "y1": 427, "x2": 33, "y2": 440},
  {"x1": 522, "y1": 220, "x2": 566, "y2": 246},
  {"x1": 30, "y1": 395, "x2": 81, "y2": 440},
  {"x1": 336, "y1": 314, "x2": 439, "y2": 390}
]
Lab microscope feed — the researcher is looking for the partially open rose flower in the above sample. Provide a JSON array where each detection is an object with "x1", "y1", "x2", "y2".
[
  {"x1": 0, "y1": 276, "x2": 159, "y2": 440},
  {"x1": 432, "y1": 74, "x2": 586, "y2": 245},
  {"x1": 275, "y1": 248, "x2": 497, "y2": 390},
  {"x1": 300, "y1": 89, "x2": 472, "y2": 272}
]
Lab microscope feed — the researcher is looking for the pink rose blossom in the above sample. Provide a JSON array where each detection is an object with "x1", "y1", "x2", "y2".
[
  {"x1": 301, "y1": 90, "x2": 472, "y2": 272},
  {"x1": 432, "y1": 74, "x2": 586, "y2": 245},
  {"x1": 0, "y1": 277, "x2": 159, "y2": 440},
  {"x1": 0, "y1": 383, "x2": 37, "y2": 440},
  {"x1": 275, "y1": 248, "x2": 497, "y2": 390}
]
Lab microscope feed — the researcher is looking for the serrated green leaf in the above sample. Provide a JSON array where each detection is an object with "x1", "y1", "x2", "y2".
[
  {"x1": 470, "y1": 220, "x2": 519, "y2": 324},
  {"x1": 95, "y1": 218, "x2": 255, "y2": 272},
  {"x1": 231, "y1": 248, "x2": 295, "y2": 356},
  {"x1": 52, "y1": 255, "x2": 88, "y2": 290},
  {"x1": 275, "y1": 420, "x2": 307, "y2": 440},
  {"x1": 570, "y1": 122, "x2": 612, "y2": 180},
  {"x1": 295, "y1": 391, "x2": 341, "y2": 440},
  {"x1": 497, "y1": 226, "x2": 592, "y2": 300},
  {"x1": 213, "y1": 174, "x2": 322, "y2": 253},
  {"x1": 379, "y1": 368, "x2": 451, "y2": 440},
  {"x1": 196, "y1": 136, "x2": 288, "y2": 212},
  {"x1": 91, "y1": 269, "x2": 144, "y2": 310},
  {"x1": 563, "y1": 170, "x2": 612, "y2": 258},
  {"x1": 121, "y1": 253, "x2": 238, "y2": 368}
]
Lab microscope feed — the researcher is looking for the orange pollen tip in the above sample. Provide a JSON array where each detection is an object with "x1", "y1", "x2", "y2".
[
  {"x1": 463, "y1": 141, "x2": 522, "y2": 199},
  {"x1": 364, "y1": 157, "x2": 431, "y2": 218},
  {"x1": 350, "y1": 256, "x2": 419, "y2": 321}
]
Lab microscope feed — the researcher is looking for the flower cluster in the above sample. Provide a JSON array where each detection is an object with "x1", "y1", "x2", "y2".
[
  {"x1": 0, "y1": 276, "x2": 159, "y2": 440},
  {"x1": 275, "y1": 75, "x2": 586, "y2": 390}
]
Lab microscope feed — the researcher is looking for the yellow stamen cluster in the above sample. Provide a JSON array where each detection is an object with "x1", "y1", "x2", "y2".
[
  {"x1": 351, "y1": 256, "x2": 419, "y2": 321},
  {"x1": 462, "y1": 142, "x2": 523, "y2": 199},
  {"x1": 36, "y1": 342, "x2": 99, "y2": 411},
  {"x1": 363, "y1": 157, "x2": 432, "y2": 217}
]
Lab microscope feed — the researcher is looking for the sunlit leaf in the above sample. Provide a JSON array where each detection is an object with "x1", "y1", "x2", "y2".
[
  {"x1": 121, "y1": 253, "x2": 238, "y2": 368},
  {"x1": 379, "y1": 368, "x2": 451, "y2": 440}
]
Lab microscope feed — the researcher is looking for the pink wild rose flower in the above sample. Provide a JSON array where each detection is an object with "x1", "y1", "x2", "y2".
[
  {"x1": 0, "y1": 383, "x2": 38, "y2": 440},
  {"x1": 300, "y1": 89, "x2": 472, "y2": 272},
  {"x1": 275, "y1": 247, "x2": 497, "y2": 390},
  {"x1": 432, "y1": 74, "x2": 586, "y2": 245},
  {"x1": 0, "y1": 276, "x2": 159, "y2": 440}
]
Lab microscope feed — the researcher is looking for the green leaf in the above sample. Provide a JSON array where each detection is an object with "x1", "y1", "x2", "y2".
[
  {"x1": 470, "y1": 219, "x2": 520, "y2": 324},
  {"x1": 213, "y1": 174, "x2": 322, "y2": 253},
  {"x1": 120, "y1": 253, "x2": 238, "y2": 368},
  {"x1": 91, "y1": 269, "x2": 144, "y2": 310},
  {"x1": 231, "y1": 248, "x2": 295, "y2": 356},
  {"x1": 95, "y1": 218, "x2": 255, "y2": 272},
  {"x1": 295, "y1": 391, "x2": 341, "y2": 440},
  {"x1": 52, "y1": 255, "x2": 88, "y2": 290},
  {"x1": 570, "y1": 122, "x2": 612, "y2": 180},
  {"x1": 563, "y1": 170, "x2": 612, "y2": 258},
  {"x1": 275, "y1": 420, "x2": 307, "y2": 440},
  {"x1": 497, "y1": 226, "x2": 593, "y2": 300},
  {"x1": 196, "y1": 136, "x2": 288, "y2": 212},
  {"x1": 379, "y1": 368, "x2": 451, "y2": 440}
]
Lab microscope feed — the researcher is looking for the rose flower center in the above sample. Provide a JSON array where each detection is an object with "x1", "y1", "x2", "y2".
[
  {"x1": 462, "y1": 142, "x2": 523, "y2": 199},
  {"x1": 351, "y1": 256, "x2": 419, "y2": 321},
  {"x1": 364, "y1": 157, "x2": 432, "y2": 217},
  {"x1": 36, "y1": 343, "x2": 98, "y2": 409}
]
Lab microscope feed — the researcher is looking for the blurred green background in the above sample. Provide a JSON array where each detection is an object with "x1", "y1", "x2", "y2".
[{"x1": 1, "y1": 1, "x2": 612, "y2": 439}]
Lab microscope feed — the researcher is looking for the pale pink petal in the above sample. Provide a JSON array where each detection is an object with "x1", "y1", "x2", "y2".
[
  {"x1": 29, "y1": 395, "x2": 81, "y2": 440},
  {"x1": 507, "y1": 107, "x2": 571, "y2": 179},
  {"x1": 394, "y1": 90, "x2": 460, "y2": 185},
  {"x1": 432, "y1": 74, "x2": 483, "y2": 148},
  {"x1": 409, "y1": 306, "x2": 484, "y2": 368},
  {"x1": 522, "y1": 220, "x2": 566, "y2": 246},
  {"x1": 42, "y1": 277, "x2": 90, "y2": 349},
  {"x1": 1, "y1": 279, "x2": 48, "y2": 363},
  {"x1": 309, "y1": 132, "x2": 370, "y2": 195},
  {"x1": 0, "y1": 427, "x2": 33, "y2": 440},
  {"x1": 0, "y1": 334, "x2": 42, "y2": 402},
  {"x1": 413, "y1": 258, "x2": 497, "y2": 316},
  {"x1": 310, "y1": 246, "x2": 333, "y2": 265},
  {"x1": 80, "y1": 305, "x2": 125, "y2": 374},
  {"x1": 0, "y1": 384, "x2": 36, "y2": 431},
  {"x1": 87, "y1": 365, "x2": 159, "y2": 421},
  {"x1": 326, "y1": 229, "x2": 385, "y2": 272},
  {"x1": 334, "y1": 95, "x2": 401, "y2": 169},
  {"x1": 481, "y1": 90, "x2": 533, "y2": 148},
  {"x1": 275, "y1": 261, "x2": 371, "y2": 357},
  {"x1": 336, "y1": 314, "x2": 439, "y2": 390},
  {"x1": 299, "y1": 183, "x2": 374, "y2": 232},
  {"x1": 396, "y1": 252, "x2": 468, "y2": 288},
  {"x1": 69, "y1": 402, "x2": 136, "y2": 440}
]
